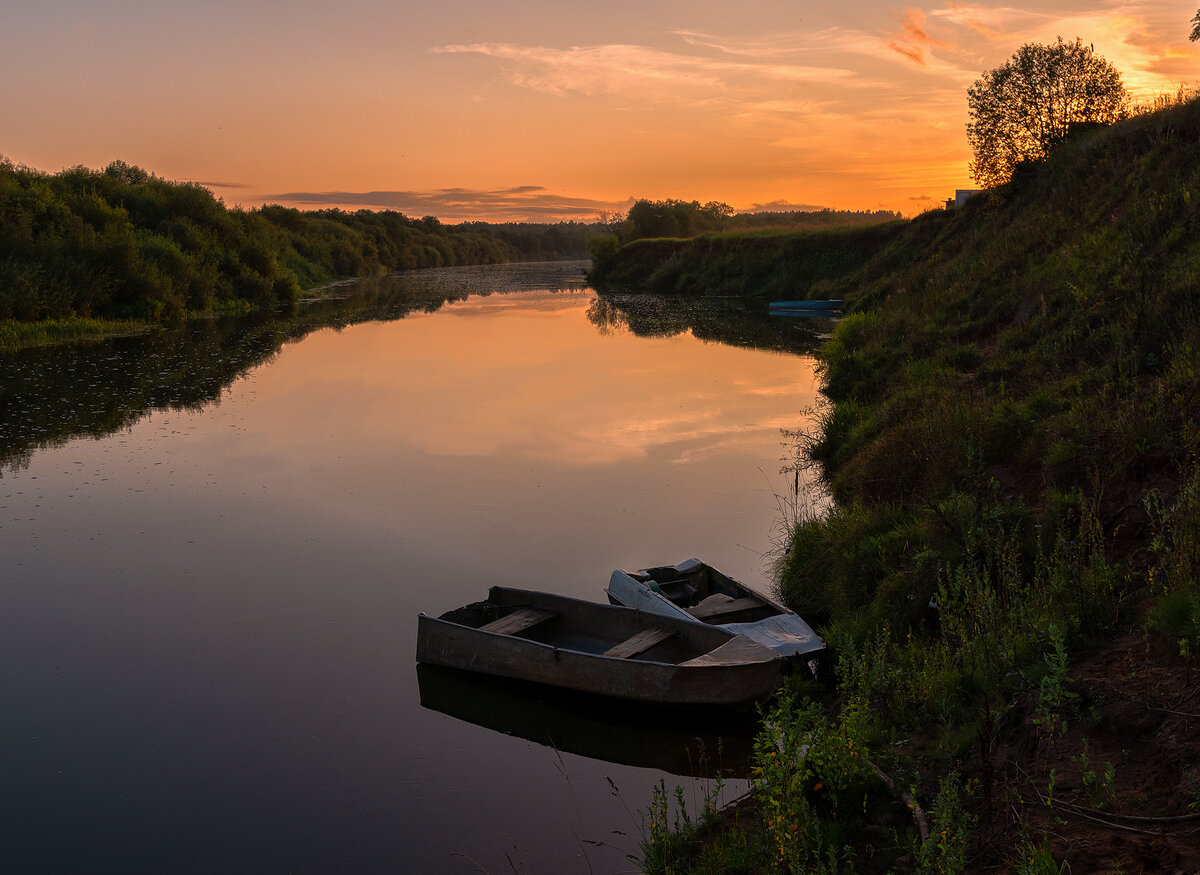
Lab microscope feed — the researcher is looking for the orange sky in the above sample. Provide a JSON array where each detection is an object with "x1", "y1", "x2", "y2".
[{"x1": 4, "y1": 1, "x2": 1198, "y2": 220}]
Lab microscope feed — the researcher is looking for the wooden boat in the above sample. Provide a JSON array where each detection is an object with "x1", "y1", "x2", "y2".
[
  {"x1": 768, "y1": 299, "x2": 844, "y2": 310},
  {"x1": 416, "y1": 587, "x2": 782, "y2": 709},
  {"x1": 606, "y1": 559, "x2": 826, "y2": 662}
]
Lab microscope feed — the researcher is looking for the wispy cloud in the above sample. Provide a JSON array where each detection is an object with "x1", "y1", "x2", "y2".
[
  {"x1": 887, "y1": 8, "x2": 955, "y2": 66},
  {"x1": 673, "y1": 26, "x2": 917, "y2": 63},
  {"x1": 930, "y1": 2, "x2": 1032, "y2": 40},
  {"x1": 676, "y1": 28, "x2": 947, "y2": 91},
  {"x1": 194, "y1": 180, "x2": 251, "y2": 190},
  {"x1": 925, "y1": 1, "x2": 1200, "y2": 99},
  {"x1": 896, "y1": 7, "x2": 958, "y2": 50},
  {"x1": 264, "y1": 185, "x2": 634, "y2": 222},
  {"x1": 672, "y1": 28, "x2": 874, "y2": 61},
  {"x1": 742, "y1": 199, "x2": 828, "y2": 212},
  {"x1": 673, "y1": 29, "x2": 803, "y2": 58},
  {"x1": 887, "y1": 41, "x2": 929, "y2": 66},
  {"x1": 433, "y1": 41, "x2": 857, "y2": 102}
]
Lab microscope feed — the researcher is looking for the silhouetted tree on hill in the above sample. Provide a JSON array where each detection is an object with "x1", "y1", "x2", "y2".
[{"x1": 967, "y1": 37, "x2": 1128, "y2": 188}]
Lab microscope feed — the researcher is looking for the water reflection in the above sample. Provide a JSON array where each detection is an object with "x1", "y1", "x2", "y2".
[
  {"x1": 0, "y1": 262, "x2": 825, "y2": 873},
  {"x1": 417, "y1": 664, "x2": 756, "y2": 779},
  {"x1": 590, "y1": 293, "x2": 828, "y2": 351},
  {"x1": 0, "y1": 263, "x2": 588, "y2": 475},
  {"x1": 1, "y1": 264, "x2": 821, "y2": 477}
]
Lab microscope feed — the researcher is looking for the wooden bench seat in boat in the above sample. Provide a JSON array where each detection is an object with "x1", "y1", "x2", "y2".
[
  {"x1": 687, "y1": 596, "x2": 762, "y2": 620},
  {"x1": 603, "y1": 627, "x2": 676, "y2": 659},
  {"x1": 479, "y1": 607, "x2": 558, "y2": 636}
]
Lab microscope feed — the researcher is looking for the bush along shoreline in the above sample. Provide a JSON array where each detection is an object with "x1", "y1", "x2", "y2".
[
  {"x1": 632, "y1": 98, "x2": 1200, "y2": 873},
  {"x1": 0, "y1": 158, "x2": 601, "y2": 342}
]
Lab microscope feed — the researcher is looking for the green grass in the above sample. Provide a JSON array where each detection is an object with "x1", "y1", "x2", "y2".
[
  {"x1": 0, "y1": 317, "x2": 150, "y2": 351},
  {"x1": 634, "y1": 95, "x2": 1200, "y2": 874}
]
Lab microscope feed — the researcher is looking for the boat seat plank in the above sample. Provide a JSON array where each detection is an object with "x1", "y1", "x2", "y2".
[
  {"x1": 687, "y1": 596, "x2": 761, "y2": 620},
  {"x1": 479, "y1": 607, "x2": 557, "y2": 636},
  {"x1": 603, "y1": 627, "x2": 675, "y2": 659}
]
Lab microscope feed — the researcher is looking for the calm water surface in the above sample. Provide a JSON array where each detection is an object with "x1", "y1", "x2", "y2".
[{"x1": 0, "y1": 263, "x2": 825, "y2": 873}]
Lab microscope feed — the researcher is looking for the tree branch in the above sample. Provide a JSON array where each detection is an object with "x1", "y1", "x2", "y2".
[{"x1": 868, "y1": 760, "x2": 930, "y2": 843}]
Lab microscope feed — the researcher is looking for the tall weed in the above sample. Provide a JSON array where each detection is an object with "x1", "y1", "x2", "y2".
[{"x1": 1145, "y1": 462, "x2": 1200, "y2": 654}]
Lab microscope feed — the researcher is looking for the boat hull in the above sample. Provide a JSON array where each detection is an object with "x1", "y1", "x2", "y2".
[{"x1": 416, "y1": 587, "x2": 782, "y2": 709}]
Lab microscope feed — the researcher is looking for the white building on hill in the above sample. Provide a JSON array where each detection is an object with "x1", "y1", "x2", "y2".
[{"x1": 945, "y1": 189, "x2": 981, "y2": 209}]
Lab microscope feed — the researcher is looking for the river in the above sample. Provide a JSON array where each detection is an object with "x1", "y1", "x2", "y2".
[{"x1": 0, "y1": 261, "x2": 826, "y2": 873}]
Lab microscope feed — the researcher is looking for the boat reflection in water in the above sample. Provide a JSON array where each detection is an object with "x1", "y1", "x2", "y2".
[{"x1": 416, "y1": 664, "x2": 758, "y2": 778}]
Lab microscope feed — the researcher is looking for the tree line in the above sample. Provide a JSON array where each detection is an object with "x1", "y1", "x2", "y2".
[
  {"x1": 605, "y1": 197, "x2": 900, "y2": 242},
  {"x1": 587, "y1": 198, "x2": 902, "y2": 279},
  {"x1": 0, "y1": 159, "x2": 601, "y2": 323}
]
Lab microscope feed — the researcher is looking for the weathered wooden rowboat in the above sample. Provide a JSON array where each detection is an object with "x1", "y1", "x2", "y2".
[
  {"x1": 606, "y1": 559, "x2": 826, "y2": 663},
  {"x1": 416, "y1": 587, "x2": 783, "y2": 709}
]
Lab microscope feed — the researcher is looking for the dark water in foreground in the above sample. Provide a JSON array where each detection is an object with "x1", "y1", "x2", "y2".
[{"x1": 0, "y1": 262, "x2": 825, "y2": 873}]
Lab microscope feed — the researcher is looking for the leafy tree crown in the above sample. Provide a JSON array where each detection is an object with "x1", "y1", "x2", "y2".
[{"x1": 967, "y1": 37, "x2": 1128, "y2": 188}]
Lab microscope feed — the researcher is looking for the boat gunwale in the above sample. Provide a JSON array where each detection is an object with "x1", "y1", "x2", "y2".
[
  {"x1": 423, "y1": 586, "x2": 772, "y2": 669},
  {"x1": 415, "y1": 586, "x2": 783, "y2": 708}
]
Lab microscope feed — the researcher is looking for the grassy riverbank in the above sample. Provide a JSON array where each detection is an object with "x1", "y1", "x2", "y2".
[
  {"x1": 629, "y1": 97, "x2": 1200, "y2": 873},
  {"x1": 587, "y1": 221, "x2": 906, "y2": 298},
  {"x1": 0, "y1": 158, "x2": 600, "y2": 344}
]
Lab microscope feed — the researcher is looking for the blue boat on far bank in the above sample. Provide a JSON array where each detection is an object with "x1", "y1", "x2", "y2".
[{"x1": 768, "y1": 299, "x2": 844, "y2": 310}]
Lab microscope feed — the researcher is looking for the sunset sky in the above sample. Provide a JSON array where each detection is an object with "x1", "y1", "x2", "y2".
[{"x1": 5, "y1": 1, "x2": 1198, "y2": 221}]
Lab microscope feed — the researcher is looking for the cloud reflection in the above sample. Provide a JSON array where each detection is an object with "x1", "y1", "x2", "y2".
[{"x1": 257, "y1": 290, "x2": 820, "y2": 470}]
